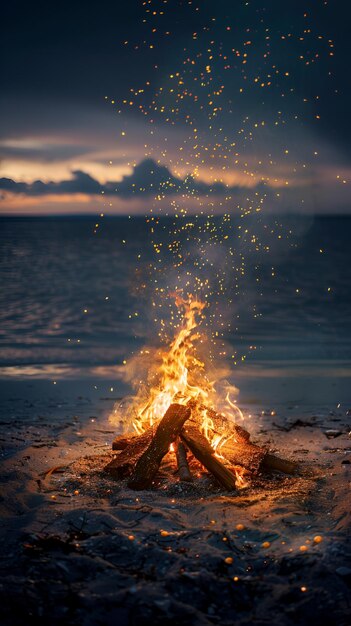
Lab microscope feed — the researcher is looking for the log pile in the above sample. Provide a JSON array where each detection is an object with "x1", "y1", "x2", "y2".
[{"x1": 105, "y1": 402, "x2": 298, "y2": 491}]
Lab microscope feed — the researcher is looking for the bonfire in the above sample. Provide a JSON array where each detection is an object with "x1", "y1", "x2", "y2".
[{"x1": 105, "y1": 297, "x2": 297, "y2": 490}]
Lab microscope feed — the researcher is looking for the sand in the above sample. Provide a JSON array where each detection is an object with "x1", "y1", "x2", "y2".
[{"x1": 0, "y1": 379, "x2": 350, "y2": 625}]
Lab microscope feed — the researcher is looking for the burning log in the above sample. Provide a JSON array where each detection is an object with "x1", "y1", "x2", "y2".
[
  {"x1": 198, "y1": 404, "x2": 249, "y2": 437},
  {"x1": 175, "y1": 438, "x2": 193, "y2": 482},
  {"x1": 198, "y1": 405, "x2": 298, "y2": 475},
  {"x1": 191, "y1": 404, "x2": 265, "y2": 474},
  {"x1": 106, "y1": 400, "x2": 298, "y2": 490},
  {"x1": 112, "y1": 431, "x2": 151, "y2": 451},
  {"x1": 230, "y1": 423, "x2": 251, "y2": 444},
  {"x1": 219, "y1": 438, "x2": 267, "y2": 474},
  {"x1": 197, "y1": 404, "x2": 251, "y2": 443},
  {"x1": 105, "y1": 429, "x2": 154, "y2": 478},
  {"x1": 128, "y1": 404, "x2": 191, "y2": 490},
  {"x1": 181, "y1": 424, "x2": 237, "y2": 491},
  {"x1": 220, "y1": 440, "x2": 298, "y2": 475}
]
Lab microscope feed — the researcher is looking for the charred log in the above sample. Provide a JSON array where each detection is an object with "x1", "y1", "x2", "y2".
[
  {"x1": 193, "y1": 403, "x2": 251, "y2": 443},
  {"x1": 262, "y1": 453, "x2": 298, "y2": 475},
  {"x1": 175, "y1": 438, "x2": 193, "y2": 482},
  {"x1": 107, "y1": 400, "x2": 298, "y2": 487},
  {"x1": 112, "y1": 430, "x2": 148, "y2": 451},
  {"x1": 105, "y1": 429, "x2": 154, "y2": 478},
  {"x1": 197, "y1": 405, "x2": 297, "y2": 475},
  {"x1": 219, "y1": 438, "x2": 267, "y2": 474},
  {"x1": 181, "y1": 424, "x2": 237, "y2": 491},
  {"x1": 128, "y1": 403, "x2": 191, "y2": 490}
]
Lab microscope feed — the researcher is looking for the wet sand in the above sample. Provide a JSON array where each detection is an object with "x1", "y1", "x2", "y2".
[{"x1": 0, "y1": 379, "x2": 350, "y2": 625}]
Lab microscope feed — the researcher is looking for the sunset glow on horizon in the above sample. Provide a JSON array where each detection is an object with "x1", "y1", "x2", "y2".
[{"x1": 1, "y1": 0, "x2": 351, "y2": 215}]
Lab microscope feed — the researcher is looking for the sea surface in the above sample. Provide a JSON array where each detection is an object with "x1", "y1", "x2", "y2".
[{"x1": 0, "y1": 215, "x2": 350, "y2": 403}]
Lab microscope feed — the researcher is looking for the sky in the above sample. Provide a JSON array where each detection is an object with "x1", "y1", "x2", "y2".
[{"x1": 1, "y1": 0, "x2": 351, "y2": 215}]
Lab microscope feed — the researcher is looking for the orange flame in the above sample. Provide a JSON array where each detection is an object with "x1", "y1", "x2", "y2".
[
  {"x1": 132, "y1": 295, "x2": 210, "y2": 433},
  {"x1": 111, "y1": 295, "x2": 246, "y2": 487}
]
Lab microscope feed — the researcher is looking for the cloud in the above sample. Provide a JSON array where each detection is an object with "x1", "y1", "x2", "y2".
[
  {"x1": 2, "y1": 157, "x2": 351, "y2": 216},
  {"x1": 0, "y1": 169, "x2": 102, "y2": 196},
  {"x1": 0, "y1": 158, "x2": 240, "y2": 198},
  {"x1": 0, "y1": 142, "x2": 95, "y2": 163}
]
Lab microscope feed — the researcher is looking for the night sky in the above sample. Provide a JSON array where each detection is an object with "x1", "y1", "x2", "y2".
[{"x1": 1, "y1": 0, "x2": 350, "y2": 214}]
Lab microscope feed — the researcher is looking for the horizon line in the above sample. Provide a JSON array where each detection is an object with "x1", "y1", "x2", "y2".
[{"x1": 1, "y1": 212, "x2": 350, "y2": 219}]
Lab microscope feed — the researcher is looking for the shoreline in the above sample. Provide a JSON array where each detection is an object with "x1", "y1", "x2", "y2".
[{"x1": 0, "y1": 371, "x2": 349, "y2": 409}]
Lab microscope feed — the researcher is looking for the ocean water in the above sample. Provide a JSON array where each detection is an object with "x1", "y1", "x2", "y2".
[{"x1": 0, "y1": 215, "x2": 350, "y2": 402}]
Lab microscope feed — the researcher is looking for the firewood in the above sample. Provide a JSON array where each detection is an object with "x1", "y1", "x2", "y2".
[
  {"x1": 175, "y1": 438, "x2": 193, "y2": 482},
  {"x1": 189, "y1": 402, "x2": 230, "y2": 433},
  {"x1": 221, "y1": 442, "x2": 298, "y2": 475},
  {"x1": 107, "y1": 401, "x2": 298, "y2": 485},
  {"x1": 105, "y1": 429, "x2": 154, "y2": 479},
  {"x1": 197, "y1": 404, "x2": 297, "y2": 475},
  {"x1": 230, "y1": 424, "x2": 251, "y2": 444},
  {"x1": 181, "y1": 424, "x2": 237, "y2": 491},
  {"x1": 112, "y1": 431, "x2": 145, "y2": 450},
  {"x1": 219, "y1": 438, "x2": 267, "y2": 474},
  {"x1": 261, "y1": 453, "x2": 298, "y2": 475},
  {"x1": 194, "y1": 403, "x2": 251, "y2": 443},
  {"x1": 128, "y1": 403, "x2": 191, "y2": 490}
]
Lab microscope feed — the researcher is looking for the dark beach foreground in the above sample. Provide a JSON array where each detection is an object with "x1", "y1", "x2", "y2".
[{"x1": 0, "y1": 378, "x2": 350, "y2": 626}]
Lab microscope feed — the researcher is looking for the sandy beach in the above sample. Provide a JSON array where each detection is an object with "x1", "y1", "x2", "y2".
[{"x1": 1, "y1": 378, "x2": 350, "y2": 625}]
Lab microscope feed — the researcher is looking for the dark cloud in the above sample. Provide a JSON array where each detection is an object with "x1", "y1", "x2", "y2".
[
  {"x1": 2, "y1": 158, "x2": 350, "y2": 214},
  {"x1": 0, "y1": 169, "x2": 102, "y2": 196},
  {"x1": 0, "y1": 158, "x2": 240, "y2": 198}
]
